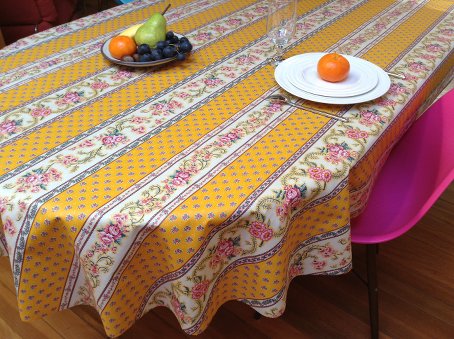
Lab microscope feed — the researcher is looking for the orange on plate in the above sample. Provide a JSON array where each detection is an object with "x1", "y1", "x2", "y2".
[
  {"x1": 108, "y1": 36, "x2": 137, "y2": 60},
  {"x1": 317, "y1": 53, "x2": 350, "y2": 82}
]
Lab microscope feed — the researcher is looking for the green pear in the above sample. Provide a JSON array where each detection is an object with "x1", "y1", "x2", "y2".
[{"x1": 134, "y1": 13, "x2": 167, "y2": 47}]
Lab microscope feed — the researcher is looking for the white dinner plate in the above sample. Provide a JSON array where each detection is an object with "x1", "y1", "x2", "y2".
[
  {"x1": 286, "y1": 53, "x2": 378, "y2": 97},
  {"x1": 275, "y1": 53, "x2": 391, "y2": 104},
  {"x1": 101, "y1": 33, "x2": 188, "y2": 68}
]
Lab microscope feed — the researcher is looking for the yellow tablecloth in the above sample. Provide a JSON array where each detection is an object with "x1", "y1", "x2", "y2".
[{"x1": 0, "y1": 0, "x2": 453, "y2": 336}]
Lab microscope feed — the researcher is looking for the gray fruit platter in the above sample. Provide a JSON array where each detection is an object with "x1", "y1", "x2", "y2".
[{"x1": 101, "y1": 33, "x2": 188, "y2": 68}]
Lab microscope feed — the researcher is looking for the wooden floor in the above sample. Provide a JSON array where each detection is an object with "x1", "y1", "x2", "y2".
[{"x1": 1, "y1": 183, "x2": 453, "y2": 338}]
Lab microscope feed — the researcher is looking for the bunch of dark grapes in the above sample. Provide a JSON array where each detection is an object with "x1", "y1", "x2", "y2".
[{"x1": 134, "y1": 31, "x2": 193, "y2": 62}]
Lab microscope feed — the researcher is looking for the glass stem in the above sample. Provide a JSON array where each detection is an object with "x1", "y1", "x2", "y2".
[{"x1": 273, "y1": 44, "x2": 285, "y2": 65}]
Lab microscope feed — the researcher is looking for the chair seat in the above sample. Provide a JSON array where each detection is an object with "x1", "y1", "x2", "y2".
[
  {"x1": 350, "y1": 88, "x2": 454, "y2": 339},
  {"x1": 351, "y1": 88, "x2": 454, "y2": 244}
]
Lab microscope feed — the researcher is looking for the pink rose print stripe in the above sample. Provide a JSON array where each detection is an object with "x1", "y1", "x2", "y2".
[
  {"x1": 242, "y1": 266, "x2": 352, "y2": 308},
  {"x1": 4, "y1": 1, "x2": 440, "y2": 294},
  {"x1": 139, "y1": 217, "x2": 349, "y2": 331},
  {"x1": 1, "y1": 67, "x2": 116, "y2": 118},
  {"x1": 237, "y1": 263, "x2": 353, "y2": 315},
  {"x1": 75, "y1": 89, "x2": 280, "y2": 222},
  {"x1": 237, "y1": 233, "x2": 352, "y2": 307},
  {"x1": 197, "y1": 237, "x2": 352, "y2": 332},
  {"x1": 94, "y1": 13, "x2": 452, "y2": 314},
  {"x1": 0, "y1": 0, "x2": 346, "y2": 92},
  {"x1": 0, "y1": 70, "x2": 143, "y2": 161},
  {"x1": 63, "y1": 0, "x2": 426, "y2": 308},
  {"x1": 1, "y1": 0, "x2": 366, "y2": 151},
  {"x1": 0, "y1": 0, "x2": 350, "y2": 180},
  {"x1": 6, "y1": 49, "x2": 294, "y2": 266},
  {"x1": 10, "y1": 78, "x2": 285, "y2": 291},
  {"x1": 8, "y1": 0, "x2": 446, "y2": 310},
  {"x1": 59, "y1": 90, "x2": 283, "y2": 300},
  {"x1": 0, "y1": 0, "x2": 165, "y2": 57},
  {"x1": 330, "y1": 0, "x2": 428, "y2": 56},
  {"x1": 136, "y1": 188, "x2": 350, "y2": 334},
  {"x1": 82, "y1": 94, "x2": 297, "y2": 307},
  {"x1": 184, "y1": 243, "x2": 288, "y2": 334},
  {"x1": 329, "y1": 0, "x2": 404, "y2": 50},
  {"x1": 0, "y1": 41, "x2": 115, "y2": 92},
  {"x1": 76, "y1": 41, "x2": 356, "y2": 306},
  {"x1": 2, "y1": 25, "x2": 273, "y2": 176},
  {"x1": 1, "y1": 47, "x2": 267, "y2": 184},
  {"x1": 0, "y1": 0, "x2": 268, "y2": 93},
  {"x1": 351, "y1": 1, "x2": 429, "y2": 56},
  {"x1": 135, "y1": 180, "x2": 348, "y2": 320},
  {"x1": 386, "y1": 9, "x2": 453, "y2": 69},
  {"x1": 0, "y1": 0, "x2": 231, "y2": 92},
  {"x1": 189, "y1": 113, "x2": 340, "y2": 233},
  {"x1": 0, "y1": 0, "x2": 282, "y2": 147},
  {"x1": 297, "y1": 0, "x2": 421, "y2": 58}
]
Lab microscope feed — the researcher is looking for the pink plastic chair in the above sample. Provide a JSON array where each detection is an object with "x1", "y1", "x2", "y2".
[{"x1": 350, "y1": 88, "x2": 454, "y2": 339}]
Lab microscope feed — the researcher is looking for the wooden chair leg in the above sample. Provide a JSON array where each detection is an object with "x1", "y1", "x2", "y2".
[{"x1": 366, "y1": 244, "x2": 379, "y2": 339}]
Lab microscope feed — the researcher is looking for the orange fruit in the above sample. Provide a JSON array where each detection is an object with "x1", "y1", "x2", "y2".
[
  {"x1": 108, "y1": 36, "x2": 137, "y2": 60},
  {"x1": 317, "y1": 53, "x2": 350, "y2": 82}
]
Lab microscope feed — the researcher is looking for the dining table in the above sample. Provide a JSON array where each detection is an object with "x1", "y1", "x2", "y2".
[{"x1": 0, "y1": 0, "x2": 453, "y2": 337}]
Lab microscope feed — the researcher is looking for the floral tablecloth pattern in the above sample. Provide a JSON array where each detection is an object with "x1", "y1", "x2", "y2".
[{"x1": 0, "y1": 0, "x2": 453, "y2": 336}]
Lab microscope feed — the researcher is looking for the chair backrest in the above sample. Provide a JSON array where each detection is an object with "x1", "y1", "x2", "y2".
[{"x1": 351, "y1": 88, "x2": 454, "y2": 244}]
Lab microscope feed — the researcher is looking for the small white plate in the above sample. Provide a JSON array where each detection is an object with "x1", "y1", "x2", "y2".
[
  {"x1": 275, "y1": 53, "x2": 391, "y2": 105},
  {"x1": 286, "y1": 53, "x2": 378, "y2": 97},
  {"x1": 101, "y1": 33, "x2": 188, "y2": 68}
]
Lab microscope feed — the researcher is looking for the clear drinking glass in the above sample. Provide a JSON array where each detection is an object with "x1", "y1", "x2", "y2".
[{"x1": 266, "y1": 0, "x2": 297, "y2": 65}]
